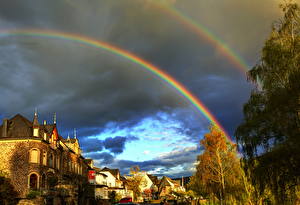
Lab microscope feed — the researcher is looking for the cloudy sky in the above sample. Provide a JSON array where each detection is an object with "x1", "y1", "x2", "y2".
[{"x1": 0, "y1": 0, "x2": 294, "y2": 177}]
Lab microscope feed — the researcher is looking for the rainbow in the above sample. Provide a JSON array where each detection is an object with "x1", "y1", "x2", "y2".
[
  {"x1": 152, "y1": 2, "x2": 250, "y2": 75},
  {"x1": 0, "y1": 29, "x2": 230, "y2": 139}
]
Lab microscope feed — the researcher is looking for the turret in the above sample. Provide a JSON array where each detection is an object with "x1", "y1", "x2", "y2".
[{"x1": 33, "y1": 109, "x2": 39, "y2": 137}]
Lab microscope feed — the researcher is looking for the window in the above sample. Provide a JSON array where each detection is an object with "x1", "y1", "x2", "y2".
[
  {"x1": 29, "y1": 173, "x2": 39, "y2": 190},
  {"x1": 56, "y1": 155, "x2": 60, "y2": 170},
  {"x1": 33, "y1": 128, "x2": 39, "y2": 137},
  {"x1": 48, "y1": 153, "x2": 54, "y2": 167},
  {"x1": 42, "y1": 151, "x2": 47, "y2": 166},
  {"x1": 29, "y1": 149, "x2": 40, "y2": 164}
]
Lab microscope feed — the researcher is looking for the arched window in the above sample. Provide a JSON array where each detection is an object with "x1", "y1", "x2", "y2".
[
  {"x1": 29, "y1": 173, "x2": 39, "y2": 190},
  {"x1": 48, "y1": 153, "x2": 54, "y2": 167},
  {"x1": 42, "y1": 151, "x2": 47, "y2": 166},
  {"x1": 29, "y1": 149, "x2": 40, "y2": 164},
  {"x1": 41, "y1": 174, "x2": 46, "y2": 188}
]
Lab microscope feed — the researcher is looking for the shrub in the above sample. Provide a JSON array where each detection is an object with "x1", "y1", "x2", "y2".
[{"x1": 26, "y1": 190, "x2": 41, "y2": 199}]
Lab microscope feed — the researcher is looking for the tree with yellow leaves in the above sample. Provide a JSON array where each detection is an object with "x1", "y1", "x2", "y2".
[{"x1": 189, "y1": 125, "x2": 246, "y2": 204}]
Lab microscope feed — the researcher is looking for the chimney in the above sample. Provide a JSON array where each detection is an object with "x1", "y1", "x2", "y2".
[{"x1": 2, "y1": 119, "x2": 8, "y2": 138}]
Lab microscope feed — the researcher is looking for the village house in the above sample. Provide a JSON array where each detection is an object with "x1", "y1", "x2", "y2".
[
  {"x1": 159, "y1": 176, "x2": 186, "y2": 199},
  {"x1": 0, "y1": 112, "x2": 93, "y2": 204},
  {"x1": 89, "y1": 166, "x2": 134, "y2": 201}
]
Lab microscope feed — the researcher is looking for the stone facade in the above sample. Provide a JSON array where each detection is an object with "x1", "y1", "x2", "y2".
[{"x1": 0, "y1": 113, "x2": 93, "y2": 203}]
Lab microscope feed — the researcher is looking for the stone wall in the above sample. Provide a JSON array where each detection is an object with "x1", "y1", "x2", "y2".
[
  {"x1": 0, "y1": 139, "x2": 50, "y2": 197},
  {"x1": 0, "y1": 138, "x2": 90, "y2": 200}
]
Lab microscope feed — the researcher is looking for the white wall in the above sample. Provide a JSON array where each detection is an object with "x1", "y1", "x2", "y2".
[{"x1": 100, "y1": 171, "x2": 116, "y2": 187}]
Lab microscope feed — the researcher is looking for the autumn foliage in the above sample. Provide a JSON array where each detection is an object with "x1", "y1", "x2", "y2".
[
  {"x1": 125, "y1": 166, "x2": 147, "y2": 202},
  {"x1": 188, "y1": 125, "x2": 247, "y2": 204}
]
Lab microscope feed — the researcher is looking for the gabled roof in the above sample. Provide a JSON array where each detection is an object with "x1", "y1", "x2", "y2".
[
  {"x1": 101, "y1": 167, "x2": 120, "y2": 179},
  {"x1": 0, "y1": 114, "x2": 57, "y2": 139},
  {"x1": 147, "y1": 174, "x2": 159, "y2": 186},
  {"x1": 0, "y1": 114, "x2": 33, "y2": 138},
  {"x1": 159, "y1": 176, "x2": 182, "y2": 188}
]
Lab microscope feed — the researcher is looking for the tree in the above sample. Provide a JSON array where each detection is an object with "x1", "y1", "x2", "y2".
[
  {"x1": 189, "y1": 125, "x2": 245, "y2": 204},
  {"x1": 235, "y1": 2, "x2": 300, "y2": 204},
  {"x1": 108, "y1": 190, "x2": 121, "y2": 204},
  {"x1": 0, "y1": 170, "x2": 18, "y2": 205},
  {"x1": 125, "y1": 166, "x2": 147, "y2": 202}
]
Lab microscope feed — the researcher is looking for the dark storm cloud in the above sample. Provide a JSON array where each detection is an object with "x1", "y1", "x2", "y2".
[
  {"x1": 0, "y1": 0, "x2": 281, "y2": 136},
  {"x1": 81, "y1": 136, "x2": 139, "y2": 154},
  {"x1": 86, "y1": 152, "x2": 115, "y2": 164},
  {"x1": 0, "y1": 1, "x2": 38, "y2": 25},
  {"x1": 0, "y1": 0, "x2": 289, "y2": 177},
  {"x1": 80, "y1": 137, "x2": 103, "y2": 153},
  {"x1": 103, "y1": 136, "x2": 127, "y2": 154}
]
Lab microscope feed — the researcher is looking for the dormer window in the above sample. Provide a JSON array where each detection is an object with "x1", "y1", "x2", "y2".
[{"x1": 33, "y1": 128, "x2": 39, "y2": 137}]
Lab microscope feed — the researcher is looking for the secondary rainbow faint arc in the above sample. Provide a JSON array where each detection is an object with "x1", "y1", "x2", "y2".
[
  {"x1": 0, "y1": 29, "x2": 230, "y2": 139},
  {"x1": 152, "y1": 2, "x2": 250, "y2": 75}
]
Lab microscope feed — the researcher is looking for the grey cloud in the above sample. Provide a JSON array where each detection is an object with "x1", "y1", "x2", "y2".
[
  {"x1": 86, "y1": 152, "x2": 114, "y2": 164},
  {"x1": 98, "y1": 146, "x2": 201, "y2": 177},
  {"x1": 0, "y1": 0, "x2": 286, "y2": 176},
  {"x1": 80, "y1": 138, "x2": 103, "y2": 153},
  {"x1": 103, "y1": 136, "x2": 127, "y2": 154},
  {"x1": 80, "y1": 136, "x2": 139, "y2": 155}
]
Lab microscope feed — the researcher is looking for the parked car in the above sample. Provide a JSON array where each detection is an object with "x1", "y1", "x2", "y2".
[
  {"x1": 116, "y1": 203, "x2": 139, "y2": 205},
  {"x1": 118, "y1": 197, "x2": 133, "y2": 203}
]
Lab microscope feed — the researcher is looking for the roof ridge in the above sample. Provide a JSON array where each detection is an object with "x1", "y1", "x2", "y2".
[{"x1": 10, "y1": 114, "x2": 32, "y2": 125}]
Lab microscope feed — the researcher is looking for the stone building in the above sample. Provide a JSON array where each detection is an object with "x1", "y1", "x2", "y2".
[{"x1": 0, "y1": 112, "x2": 93, "y2": 203}]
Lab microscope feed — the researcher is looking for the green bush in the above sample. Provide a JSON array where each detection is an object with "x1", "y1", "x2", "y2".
[{"x1": 26, "y1": 190, "x2": 41, "y2": 199}]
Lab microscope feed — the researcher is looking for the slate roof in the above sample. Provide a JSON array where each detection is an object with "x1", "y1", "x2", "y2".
[{"x1": 0, "y1": 114, "x2": 55, "y2": 139}]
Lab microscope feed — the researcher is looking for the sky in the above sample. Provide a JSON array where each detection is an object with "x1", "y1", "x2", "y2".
[{"x1": 0, "y1": 0, "x2": 295, "y2": 178}]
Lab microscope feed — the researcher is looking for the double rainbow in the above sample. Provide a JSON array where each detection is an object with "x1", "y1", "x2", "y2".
[
  {"x1": 152, "y1": 2, "x2": 250, "y2": 75},
  {"x1": 0, "y1": 29, "x2": 230, "y2": 139}
]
